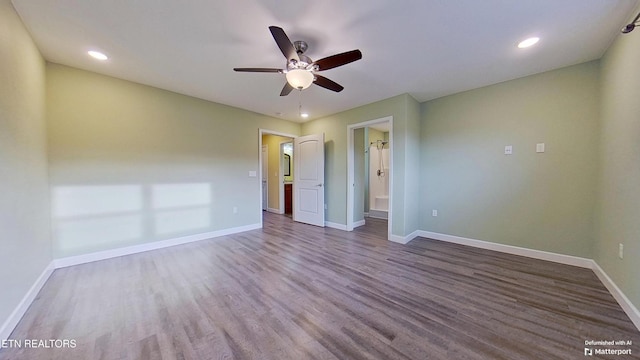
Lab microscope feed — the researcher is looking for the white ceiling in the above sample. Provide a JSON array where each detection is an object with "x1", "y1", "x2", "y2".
[{"x1": 12, "y1": 0, "x2": 639, "y2": 122}]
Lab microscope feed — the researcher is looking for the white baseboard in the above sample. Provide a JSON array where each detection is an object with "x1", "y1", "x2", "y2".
[
  {"x1": 0, "y1": 261, "x2": 54, "y2": 341},
  {"x1": 267, "y1": 207, "x2": 283, "y2": 214},
  {"x1": 54, "y1": 223, "x2": 261, "y2": 268},
  {"x1": 325, "y1": 221, "x2": 347, "y2": 231},
  {"x1": 368, "y1": 209, "x2": 388, "y2": 219},
  {"x1": 418, "y1": 230, "x2": 593, "y2": 268},
  {"x1": 353, "y1": 219, "x2": 366, "y2": 228},
  {"x1": 591, "y1": 262, "x2": 640, "y2": 330},
  {"x1": 389, "y1": 230, "x2": 421, "y2": 245}
]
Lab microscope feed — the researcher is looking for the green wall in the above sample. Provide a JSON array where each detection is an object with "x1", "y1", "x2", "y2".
[
  {"x1": 47, "y1": 64, "x2": 300, "y2": 258},
  {"x1": 301, "y1": 94, "x2": 421, "y2": 238},
  {"x1": 0, "y1": 0, "x2": 52, "y2": 333},
  {"x1": 596, "y1": 7, "x2": 640, "y2": 309},
  {"x1": 420, "y1": 61, "x2": 601, "y2": 257}
]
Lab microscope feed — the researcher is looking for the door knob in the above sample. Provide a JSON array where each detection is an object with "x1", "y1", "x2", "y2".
[{"x1": 317, "y1": 184, "x2": 323, "y2": 187}]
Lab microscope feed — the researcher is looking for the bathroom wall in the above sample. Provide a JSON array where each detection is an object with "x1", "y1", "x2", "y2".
[
  {"x1": 365, "y1": 128, "x2": 386, "y2": 213},
  {"x1": 369, "y1": 143, "x2": 390, "y2": 213}
]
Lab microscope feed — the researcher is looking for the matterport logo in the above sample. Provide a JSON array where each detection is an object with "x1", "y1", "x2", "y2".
[{"x1": 584, "y1": 339, "x2": 633, "y2": 356}]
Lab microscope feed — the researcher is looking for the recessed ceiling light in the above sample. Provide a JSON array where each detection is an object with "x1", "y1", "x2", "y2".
[
  {"x1": 88, "y1": 50, "x2": 108, "y2": 60},
  {"x1": 517, "y1": 37, "x2": 540, "y2": 49},
  {"x1": 300, "y1": 113, "x2": 309, "y2": 118}
]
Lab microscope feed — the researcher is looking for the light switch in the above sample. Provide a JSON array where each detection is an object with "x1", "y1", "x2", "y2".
[
  {"x1": 248, "y1": 171, "x2": 257, "y2": 177},
  {"x1": 536, "y1": 143, "x2": 545, "y2": 153},
  {"x1": 504, "y1": 145, "x2": 513, "y2": 155}
]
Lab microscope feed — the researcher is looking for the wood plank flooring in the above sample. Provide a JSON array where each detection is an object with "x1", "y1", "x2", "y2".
[{"x1": 1, "y1": 213, "x2": 638, "y2": 359}]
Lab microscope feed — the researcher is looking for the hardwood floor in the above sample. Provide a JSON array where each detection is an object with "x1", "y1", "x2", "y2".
[{"x1": 1, "y1": 213, "x2": 638, "y2": 359}]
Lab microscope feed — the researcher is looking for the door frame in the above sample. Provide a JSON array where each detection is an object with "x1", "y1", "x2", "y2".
[
  {"x1": 279, "y1": 140, "x2": 293, "y2": 214},
  {"x1": 346, "y1": 116, "x2": 393, "y2": 240},
  {"x1": 261, "y1": 145, "x2": 268, "y2": 211},
  {"x1": 258, "y1": 129, "x2": 297, "y2": 227}
]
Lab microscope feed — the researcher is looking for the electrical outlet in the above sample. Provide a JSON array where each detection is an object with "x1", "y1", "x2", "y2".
[
  {"x1": 432, "y1": 209, "x2": 438, "y2": 217},
  {"x1": 619, "y1": 243, "x2": 624, "y2": 259}
]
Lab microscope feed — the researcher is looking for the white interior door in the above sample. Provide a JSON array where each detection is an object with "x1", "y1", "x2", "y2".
[{"x1": 294, "y1": 133, "x2": 325, "y2": 227}]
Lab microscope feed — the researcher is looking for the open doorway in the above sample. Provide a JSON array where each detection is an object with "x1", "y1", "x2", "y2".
[
  {"x1": 260, "y1": 131, "x2": 295, "y2": 217},
  {"x1": 259, "y1": 129, "x2": 326, "y2": 228},
  {"x1": 347, "y1": 116, "x2": 393, "y2": 240},
  {"x1": 281, "y1": 141, "x2": 293, "y2": 216}
]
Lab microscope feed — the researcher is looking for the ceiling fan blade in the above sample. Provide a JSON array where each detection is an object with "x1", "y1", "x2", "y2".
[
  {"x1": 269, "y1": 26, "x2": 299, "y2": 62},
  {"x1": 314, "y1": 50, "x2": 362, "y2": 71},
  {"x1": 233, "y1": 68, "x2": 283, "y2": 73},
  {"x1": 280, "y1": 82, "x2": 294, "y2": 96},
  {"x1": 313, "y1": 75, "x2": 344, "y2": 92}
]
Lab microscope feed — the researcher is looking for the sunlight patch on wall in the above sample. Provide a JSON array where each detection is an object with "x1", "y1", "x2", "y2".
[
  {"x1": 154, "y1": 208, "x2": 211, "y2": 235},
  {"x1": 151, "y1": 183, "x2": 213, "y2": 235},
  {"x1": 51, "y1": 183, "x2": 216, "y2": 256},
  {"x1": 53, "y1": 185, "x2": 143, "y2": 217},
  {"x1": 56, "y1": 214, "x2": 143, "y2": 252},
  {"x1": 52, "y1": 185, "x2": 145, "y2": 254},
  {"x1": 151, "y1": 183, "x2": 211, "y2": 209}
]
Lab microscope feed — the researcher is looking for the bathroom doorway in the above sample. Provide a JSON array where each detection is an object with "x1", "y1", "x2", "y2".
[{"x1": 346, "y1": 116, "x2": 393, "y2": 240}]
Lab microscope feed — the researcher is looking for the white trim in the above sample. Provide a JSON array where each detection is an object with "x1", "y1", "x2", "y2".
[
  {"x1": 591, "y1": 262, "x2": 640, "y2": 330},
  {"x1": 389, "y1": 230, "x2": 421, "y2": 245},
  {"x1": 0, "y1": 261, "x2": 54, "y2": 341},
  {"x1": 261, "y1": 144, "x2": 268, "y2": 212},
  {"x1": 266, "y1": 207, "x2": 283, "y2": 214},
  {"x1": 325, "y1": 221, "x2": 348, "y2": 231},
  {"x1": 54, "y1": 223, "x2": 261, "y2": 268},
  {"x1": 353, "y1": 219, "x2": 366, "y2": 228},
  {"x1": 418, "y1": 230, "x2": 593, "y2": 268},
  {"x1": 368, "y1": 209, "x2": 388, "y2": 219},
  {"x1": 346, "y1": 116, "x2": 393, "y2": 241}
]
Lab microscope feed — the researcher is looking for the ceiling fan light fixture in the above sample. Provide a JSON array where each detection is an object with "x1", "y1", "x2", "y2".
[{"x1": 286, "y1": 69, "x2": 314, "y2": 90}]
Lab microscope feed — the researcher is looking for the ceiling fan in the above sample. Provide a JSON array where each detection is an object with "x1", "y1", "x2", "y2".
[{"x1": 234, "y1": 26, "x2": 362, "y2": 96}]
